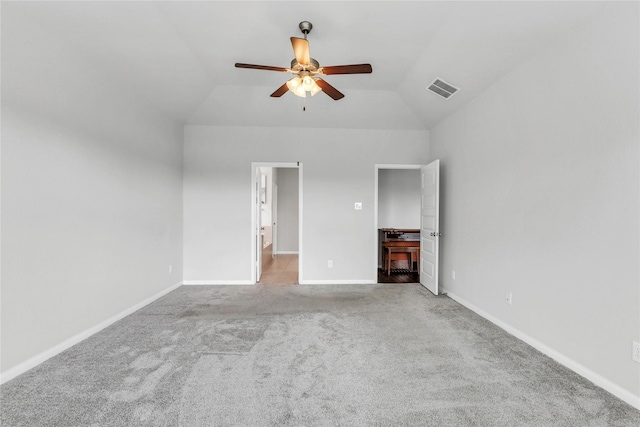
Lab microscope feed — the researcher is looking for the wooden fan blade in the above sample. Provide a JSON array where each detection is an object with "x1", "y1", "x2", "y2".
[
  {"x1": 291, "y1": 37, "x2": 310, "y2": 65},
  {"x1": 235, "y1": 63, "x2": 289, "y2": 72},
  {"x1": 321, "y1": 64, "x2": 373, "y2": 75},
  {"x1": 270, "y1": 83, "x2": 289, "y2": 97},
  {"x1": 315, "y1": 78, "x2": 344, "y2": 100}
]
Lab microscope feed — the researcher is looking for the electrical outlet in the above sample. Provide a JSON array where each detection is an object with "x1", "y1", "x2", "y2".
[
  {"x1": 505, "y1": 292, "x2": 512, "y2": 305},
  {"x1": 354, "y1": 202, "x2": 362, "y2": 210},
  {"x1": 328, "y1": 260, "x2": 333, "y2": 268},
  {"x1": 451, "y1": 270, "x2": 456, "y2": 280},
  {"x1": 633, "y1": 341, "x2": 640, "y2": 363}
]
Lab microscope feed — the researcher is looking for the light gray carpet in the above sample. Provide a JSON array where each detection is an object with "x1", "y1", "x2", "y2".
[{"x1": 1, "y1": 284, "x2": 639, "y2": 426}]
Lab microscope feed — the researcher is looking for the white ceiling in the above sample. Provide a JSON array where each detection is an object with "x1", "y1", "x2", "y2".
[{"x1": 4, "y1": 1, "x2": 606, "y2": 130}]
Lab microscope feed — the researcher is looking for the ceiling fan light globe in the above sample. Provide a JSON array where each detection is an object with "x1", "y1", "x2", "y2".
[
  {"x1": 309, "y1": 79, "x2": 322, "y2": 96},
  {"x1": 286, "y1": 76, "x2": 301, "y2": 91},
  {"x1": 286, "y1": 76, "x2": 306, "y2": 97},
  {"x1": 295, "y1": 85, "x2": 306, "y2": 98},
  {"x1": 302, "y1": 75, "x2": 314, "y2": 90}
]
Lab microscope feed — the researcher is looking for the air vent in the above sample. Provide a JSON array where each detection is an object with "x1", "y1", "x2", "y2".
[{"x1": 427, "y1": 78, "x2": 460, "y2": 99}]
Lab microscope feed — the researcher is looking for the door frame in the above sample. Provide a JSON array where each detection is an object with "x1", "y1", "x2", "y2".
[
  {"x1": 251, "y1": 162, "x2": 303, "y2": 284},
  {"x1": 255, "y1": 167, "x2": 263, "y2": 282},
  {"x1": 272, "y1": 183, "x2": 278, "y2": 255},
  {"x1": 374, "y1": 164, "x2": 424, "y2": 280}
]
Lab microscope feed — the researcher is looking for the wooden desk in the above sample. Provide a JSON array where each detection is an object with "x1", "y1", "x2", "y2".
[
  {"x1": 383, "y1": 241, "x2": 420, "y2": 275},
  {"x1": 380, "y1": 229, "x2": 420, "y2": 275}
]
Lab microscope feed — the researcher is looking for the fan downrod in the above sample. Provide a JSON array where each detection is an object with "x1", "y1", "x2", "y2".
[{"x1": 299, "y1": 21, "x2": 312, "y2": 38}]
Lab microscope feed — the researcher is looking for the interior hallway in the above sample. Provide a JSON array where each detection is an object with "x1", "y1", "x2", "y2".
[{"x1": 259, "y1": 253, "x2": 298, "y2": 285}]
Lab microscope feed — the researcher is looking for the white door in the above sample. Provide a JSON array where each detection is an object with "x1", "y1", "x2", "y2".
[
  {"x1": 273, "y1": 183, "x2": 278, "y2": 256},
  {"x1": 420, "y1": 160, "x2": 440, "y2": 295},
  {"x1": 256, "y1": 168, "x2": 263, "y2": 282}
]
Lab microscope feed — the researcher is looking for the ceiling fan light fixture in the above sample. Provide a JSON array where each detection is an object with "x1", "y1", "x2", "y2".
[
  {"x1": 286, "y1": 76, "x2": 300, "y2": 90},
  {"x1": 286, "y1": 76, "x2": 306, "y2": 96},
  {"x1": 302, "y1": 75, "x2": 314, "y2": 90},
  {"x1": 295, "y1": 86, "x2": 307, "y2": 97},
  {"x1": 309, "y1": 78, "x2": 322, "y2": 96},
  {"x1": 286, "y1": 75, "x2": 321, "y2": 97}
]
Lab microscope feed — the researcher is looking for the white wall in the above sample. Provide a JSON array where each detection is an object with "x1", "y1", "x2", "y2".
[
  {"x1": 378, "y1": 169, "x2": 421, "y2": 229},
  {"x1": 183, "y1": 126, "x2": 429, "y2": 283},
  {"x1": 430, "y1": 5, "x2": 639, "y2": 403},
  {"x1": 1, "y1": 9, "x2": 183, "y2": 376},
  {"x1": 276, "y1": 168, "x2": 299, "y2": 253}
]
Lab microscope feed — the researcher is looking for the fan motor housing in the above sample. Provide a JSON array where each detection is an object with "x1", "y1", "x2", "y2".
[{"x1": 290, "y1": 58, "x2": 319, "y2": 72}]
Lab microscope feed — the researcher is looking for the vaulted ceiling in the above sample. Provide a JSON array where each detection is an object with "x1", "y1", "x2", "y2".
[{"x1": 3, "y1": 1, "x2": 606, "y2": 130}]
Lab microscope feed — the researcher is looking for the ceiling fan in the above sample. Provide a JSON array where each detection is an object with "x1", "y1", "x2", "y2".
[{"x1": 235, "y1": 21, "x2": 372, "y2": 100}]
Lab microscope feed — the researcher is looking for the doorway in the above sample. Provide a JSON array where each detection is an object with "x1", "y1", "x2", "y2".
[
  {"x1": 259, "y1": 253, "x2": 299, "y2": 285},
  {"x1": 251, "y1": 163, "x2": 302, "y2": 284},
  {"x1": 375, "y1": 165, "x2": 422, "y2": 283},
  {"x1": 374, "y1": 161, "x2": 441, "y2": 293}
]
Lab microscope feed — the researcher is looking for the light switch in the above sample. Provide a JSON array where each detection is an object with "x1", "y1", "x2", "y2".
[{"x1": 354, "y1": 202, "x2": 363, "y2": 210}]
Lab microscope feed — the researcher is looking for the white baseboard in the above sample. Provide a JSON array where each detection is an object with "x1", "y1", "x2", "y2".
[
  {"x1": 300, "y1": 280, "x2": 377, "y2": 285},
  {"x1": 446, "y1": 292, "x2": 640, "y2": 411},
  {"x1": 182, "y1": 280, "x2": 254, "y2": 285},
  {"x1": 275, "y1": 251, "x2": 299, "y2": 255},
  {"x1": 1, "y1": 281, "x2": 183, "y2": 385}
]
